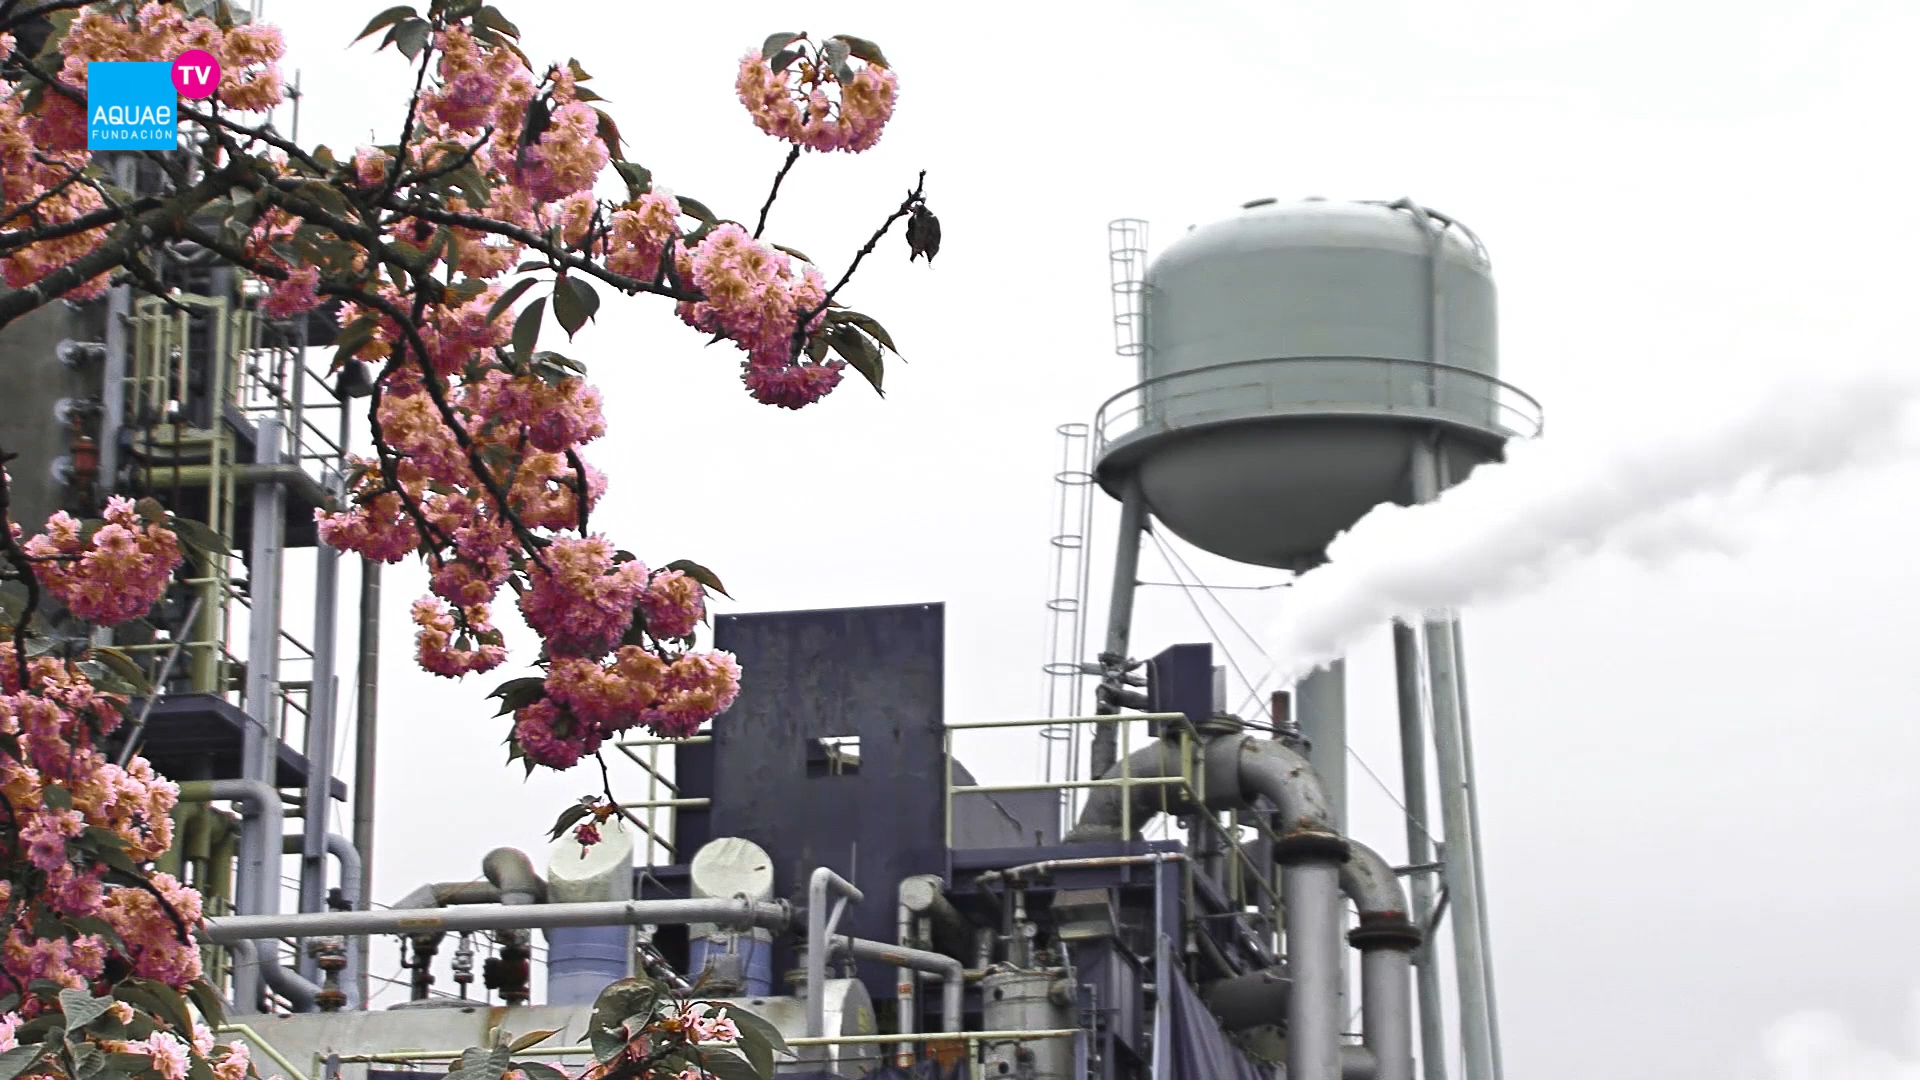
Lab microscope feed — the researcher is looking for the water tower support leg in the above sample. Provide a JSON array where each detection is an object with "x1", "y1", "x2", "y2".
[
  {"x1": 1393, "y1": 622, "x2": 1448, "y2": 1080},
  {"x1": 1090, "y1": 476, "x2": 1147, "y2": 780},
  {"x1": 1412, "y1": 439, "x2": 1496, "y2": 1080}
]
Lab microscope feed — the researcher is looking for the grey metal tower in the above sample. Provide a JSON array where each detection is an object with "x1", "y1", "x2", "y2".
[{"x1": 1086, "y1": 197, "x2": 1544, "y2": 1080}]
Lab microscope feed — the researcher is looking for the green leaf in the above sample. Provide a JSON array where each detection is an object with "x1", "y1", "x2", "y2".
[
  {"x1": 512, "y1": 1065, "x2": 567, "y2": 1080},
  {"x1": 59, "y1": 990, "x2": 116, "y2": 1031},
  {"x1": 507, "y1": 1030, "x2": 560, "y2": 1054},
  {"x1": 829, "y1": 34, "x2": 890, "y2": 68},
  {"x1": 115, "y1": 981, "x2": 192, "y2": 1042},
  {"x1": 0, "y1": 1046, "x2": 42, "y2": 1080},
  {"x1": 552, "y1": 277, "x2": 600, "y2": 340},
  {"x1": 727, "y1": 1004, "x2": 791, "y2": 1063},
  {"x1": 566, "y1": 59, "x2": 593, "y2": 83},
  {"x1": 836, "y1": 310, "x2": 900, "y2": 356},
  {"x1": 184, "y1": 979, "x2": 226, "y2": 1030},
  {"x1": 90, "y1": 647, "x2": 152, "y2": 697},
  {"x1": 390, "y1": 17, "x2": 432, "y2": 60},
  {"x1": 487, "y1": 279, "x2": 537, "y2": 326},
  {"x1": 663, "y1": 560, "x2": 731, "y2": 599},
  {"x1": 613, "y1": 161, "x2": 653, "y2": 200},
  {"x1": 352, "y1": 4, "x2": 416, "y2": 42},
  {"x1": 592, "y1": 109, "x2": 624, "y2": 158},
  {"x1": 571, "y1": 86, "x2": 605, "y2": 103},
  {"x1": 547, "y1": 803, "x2": 591, "y2": 842},
  {"x1": 474, "y1": 5, "x2": 521, "y2": 40},
  {"x1": 770, "y1": 49, "x2": 802, "y2": 75},
  {"x1": 676, "y1": 197, "x2": 718, "y2": 226},
  {"x1": 587, "y1": 979, "x2": 660, "y2": 1063},
  {"x1": 760, "y1": 32, "x2": 804, "y2": 61},
  {"x1": 770, "y1": 243, "x2": 815, "y2": 265},
  {"x1": 512, "y1": 297, "x2": 546, "y2": 366},
  {"x1": 688, "y1": 1049, "x2": 760, "y2": 1080},
  {"x1": 167, "y1": 515, "x2": 233, "y2": 559},
  {"x1": 106, "y1": 1054, "x2": 155, "y2": 1075},
  {"x1": 487, "y1": 676, "x2": 547, "y2": 717},
  {"x1": 332, "y1": 314, "x2": 380, "y2": 370},
  {"x1": 445, "y1": 1046, "x2": 510, "y2": 1080},
  {"x1": 42, "y1": 784, "x2": 72, "y2": 811},
  {"x1": 827, "y1": 325, "x2": 884, "y2": 396},
  {"x1": 820, "y1": 39, "x2": 854, "y2": 85}
]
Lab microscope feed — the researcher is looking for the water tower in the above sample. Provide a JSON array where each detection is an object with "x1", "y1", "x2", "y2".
[{"x1": 1088, "y1": 198, "x2": 1542, "y2": 1080}]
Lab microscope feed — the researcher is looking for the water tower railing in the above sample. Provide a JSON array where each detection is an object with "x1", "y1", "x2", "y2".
[{"x1": 1093, "y1": 355, "x2": 1545, "y2": 458}]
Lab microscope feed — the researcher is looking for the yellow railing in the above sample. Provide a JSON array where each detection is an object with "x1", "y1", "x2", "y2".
[
  {"x1": 944, "y1": 712, "x2": 1199, "y2": 849},
  {"x1": 613, "y1": 734, "x2": 713, "y2": 866}
]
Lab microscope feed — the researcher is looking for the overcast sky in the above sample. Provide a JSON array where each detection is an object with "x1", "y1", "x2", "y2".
[{"x1": 244, "y1": 1, "x2": 1920, "y2": 1076}]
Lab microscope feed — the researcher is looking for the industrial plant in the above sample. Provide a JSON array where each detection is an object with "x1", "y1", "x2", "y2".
[{"x1": 0, "y1": 55, "x2": 1543, "y2": 1072}]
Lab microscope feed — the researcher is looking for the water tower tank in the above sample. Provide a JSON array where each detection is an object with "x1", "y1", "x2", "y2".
[{"x1": 1093, "y1": 198, "x2": 1542, "y2": 569}]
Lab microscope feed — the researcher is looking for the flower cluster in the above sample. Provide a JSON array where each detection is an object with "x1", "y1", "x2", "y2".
[
  {"x1": 676, "y1": 224, "x2": 842, "y2": 409},
  {"x1": 23, "y1": 498, "x2": 184, "y2": 625},
  {"x1": 735, "y1": 40, "x2": 899, "y2": 154}
]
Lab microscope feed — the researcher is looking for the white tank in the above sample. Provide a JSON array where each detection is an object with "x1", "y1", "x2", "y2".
[
  {"x1": 1094, "y1": 198, "x2": 1541, "y2": 569},
  {"x1": 688, "y1": 837, "x2": 777, "y2": 996},
  {"x1": 544, "y1": 824, "x2": 635, "y2": 1005}
]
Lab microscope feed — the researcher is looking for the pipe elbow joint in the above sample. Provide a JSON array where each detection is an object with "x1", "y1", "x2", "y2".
[
  {"x1": 1348, "y1": 913, "x2": 1423, "y2": 953},
  {"x1": 1271, "y1": 828, "x2": 1351, "y2": 867},
  {"x1": 482, "y1": 848, "x2": 548, "y2": 903}
]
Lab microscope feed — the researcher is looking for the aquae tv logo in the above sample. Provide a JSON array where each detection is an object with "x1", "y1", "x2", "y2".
[{"x1": 86, "y1": 50, "x2": 221, "y2": 151}]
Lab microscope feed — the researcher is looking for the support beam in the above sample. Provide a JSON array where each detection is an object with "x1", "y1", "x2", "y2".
[
  {"x1": 239, "y1": 416, "x2": 286, "y2": 1014},
  {"x1": 1394, "y1": 623, "x2": 1448, "y2": 1080},
  {"x1": 1089, "y1": 475, "x2": 1147, "y2": 780}
]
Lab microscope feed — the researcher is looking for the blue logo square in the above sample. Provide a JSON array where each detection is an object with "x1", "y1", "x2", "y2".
[{"x1": 87, "y1": 62, "x2": 177, "y2": 151}]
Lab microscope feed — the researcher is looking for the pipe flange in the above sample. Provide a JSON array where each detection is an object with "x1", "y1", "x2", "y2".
[
  {"x1": 1195, "y1": 713, "x2": 1245, "y2": 738},
  {"x1": 1271, "y1": 829, "x2": 1351, "y2": 866},
  {"x1": 1347, "y1": 914, "x2": 1423, "y2": 953}
]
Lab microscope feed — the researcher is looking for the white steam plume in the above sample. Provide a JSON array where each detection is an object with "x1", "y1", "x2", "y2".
[
  {"x1": 1265, "y1": 366, "x2": 1920, "y2": 685},
  {"x1": 1760, "y1": 992, "x2": 1920, "y2": 1080}
]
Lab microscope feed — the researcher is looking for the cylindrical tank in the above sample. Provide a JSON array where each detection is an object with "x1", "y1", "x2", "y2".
[
  {"x1": 543, "y1": 824, "x2": 635, "y2": 1005},
  {"x1": 980, "y1": 968, "x2": 1074, "y2": 1080},
  {"x1": 687, "y1": 837, "x2": 776, "y2": 996},
  {"x1": 1093, "y1": 198, "x2": 1542, "y2": 569}
]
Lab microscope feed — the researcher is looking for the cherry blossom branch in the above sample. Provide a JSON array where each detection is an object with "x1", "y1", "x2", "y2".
[
  {"x1": 787, "y1": 169, "x2": 927, "y2": 360},
  {"x1": 752, "y1": 144, "x2": 801, "y2": 240},
  {"x1": 385, "y1": 199, "x2": 699, "y2": 302},
  {"x1": 0, "y1": 450, "x2": 43, "y2": 689}
]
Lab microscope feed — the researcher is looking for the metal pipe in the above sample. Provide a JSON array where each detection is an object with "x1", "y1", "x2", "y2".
[
  {"x1": 1405, "y1": 429, "x2": 1497, "y2": 1080},
  {"x1": 394, "y1": 881, "x2": 504, "y2": 910},
  {"x1": 482, "y1": 848, "x2": 548, "y2": 904},
  {"x1": 178, "y1": 780, "x2": 316, "y2": 1013},
  {"x1": 297, "y1": 534, "x2": 341, "y2": 985},
  {"x1": 145, "y1": 462, "x2": 332, "y2": 511},
  {"x1": 1061, "y1": 736, "x2": 1189, "y2": 843},
  {"x1": 1340, "y1": 841, "x2": 1422, "y2": 1080},
  {"x1": 240, "y1": 418, "x2": 286, "y2": 980},
  {"x1": 807, "y1": 868, "x2": 864, "y2": 1039},
  {"x1": 350, "y1": 557, "x2": 380, "y2": 1010},
  {"x1": 1089, "y1": 475, "x2": 1147, "y2": 780},
  {"x1": 205, "y1": 897, "x2": 792, "y2": 943},
  {"x1": 280, "y1": 833, "x2": 361, "y2": 908},
  {"x1": 223, "y1": 939, "x2": 321, "y2": 1014},
  {"x1": 1446, "y1": 618, "x2": 1502, "y2": 1080},
  {"x1": 895, "y1": 879, "x2": 922, "y2": 1068},
  {"x1": 827, "y1": 934, "x2": 962, "y2": 1034},
  {"x1": 1392, "y1": 623, "x2": 1447, "y2": 1080},
  {"x1": 99, "y1": 281, "x2": 131, "y2": 493}
]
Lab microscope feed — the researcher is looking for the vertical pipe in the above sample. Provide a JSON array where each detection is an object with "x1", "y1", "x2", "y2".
[
  {"x1": 99, "y1": 284, "x2": 130, "y2": 498},
  {"x1": 1362, "y1": 950, "x2": 1416, "y2": 1080},
  {"x1": 1090, "y1": 476, "x2": 1147, "y2": 781},
  {"x1": 1447, "y1": 621, "x2": 1502, "y2": 1080},
  {"x1": 298, "y1": 536, "x2": 340, "y2": 979},
  {"x1": 1414, "y1": 433, "x2": 1495, "y2": 1080},
  {"x1": 1295, "y1": 661, "x2": 1348, "y2": 832},
  {"x1": 240, "y1": 418, "x2": 285, "y2": 962},
  {"x1": 1393, "y1": 623, "x2": 1447, "y2": 1080},
  {"x1": 1282, "y1": 861, "x2": 1344, "y2": 1080},
  {"x1": 351, "y1": 558, "x2": 380, "y2": 1008}
]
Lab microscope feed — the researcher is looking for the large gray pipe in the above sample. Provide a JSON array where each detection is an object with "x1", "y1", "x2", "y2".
[
  {"x1": 483, "y1": 847, "x2": 548, "y2": 904},
  {"x1": 1340, "y1": 842, "x2": 1423, "y2": 1080},
  {"x1": 829, "y1": 933, "x2": 963, "y2": 1034},
  {"x1": 1069, "y1": 733, "x2": 1350, "y2": 1080},
  {"x1": 205, "y1": 897, "x2": 793, "y2": 942},
  {"x1": 179, "y1": 779, "x2": 321, "y2": 1012}
]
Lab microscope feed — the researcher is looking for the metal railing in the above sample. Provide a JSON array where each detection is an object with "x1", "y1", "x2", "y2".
[
  {"x1": 613, "y1": 734, "x2": 714, "y2": 867},
  {"x1": 318, "y1": 1027, "x2": 1086, "y2": 1080},
  {"x1": 1093, "y1": 354, "x2": 1546, "y2": 461},
  {"x1": 946, "y1": 713, "x2": 1198, "y2": 848}
]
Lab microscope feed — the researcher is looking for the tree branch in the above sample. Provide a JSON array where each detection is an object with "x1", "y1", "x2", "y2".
[
  {"x1": 752, "y1": 144, "x2": 801, "y2": 240},
  {"x1": 0, "y1": 450, "x2": 43, "y2": 690}
]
